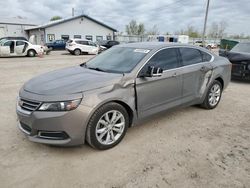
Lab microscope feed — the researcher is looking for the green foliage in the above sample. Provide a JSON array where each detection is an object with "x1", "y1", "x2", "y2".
[{"x1": 50, "y1": 16, "x2": 62, "y2": 21}]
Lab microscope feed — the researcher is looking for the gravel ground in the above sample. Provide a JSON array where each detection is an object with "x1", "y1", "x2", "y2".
[{"x1": 0, "y1": 51, "x2": 249, "y2": 188}]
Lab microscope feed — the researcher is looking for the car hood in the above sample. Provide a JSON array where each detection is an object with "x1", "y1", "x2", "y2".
[
  {"x1": 227, "y1": 51, "x2": 250, "y2": 62},
  {"x1": 23, "y1": 66, "x2": 123, "y2": 95}
]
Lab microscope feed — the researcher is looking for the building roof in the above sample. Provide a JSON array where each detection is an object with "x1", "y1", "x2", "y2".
[
  {"x1": 26, "y1": 14, "x2": 117, "y2": 32},
  {"x1": 0, "y1": 17, "x2": 37, "y2": 26}
]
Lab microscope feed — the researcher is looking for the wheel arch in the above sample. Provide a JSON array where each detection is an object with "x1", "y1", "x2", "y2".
[{"x1": 215, "y1": 76, "x2": 224, "y2": 90}]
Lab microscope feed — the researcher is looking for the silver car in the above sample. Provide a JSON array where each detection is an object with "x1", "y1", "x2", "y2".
[{"x1": 16, "y1": 42, "x2": 231, "y2": 149}]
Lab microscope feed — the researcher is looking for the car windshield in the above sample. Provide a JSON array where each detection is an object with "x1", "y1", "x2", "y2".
[
  {"x1": 231, "y1": 43, "x2": 250, "y2": 53},
  {"x1": 0, "y1": 39, "x2": 7, "y2": 45},
  {"x1": 85, "y1": 47, "x2": 150, "y2": 73}
]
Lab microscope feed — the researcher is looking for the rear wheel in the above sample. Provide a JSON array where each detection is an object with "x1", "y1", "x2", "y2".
[
  {"x1": 27, "y1": 49, "x2": 36, "y2": 57},
  {"x1": 74, "y1": 49, "x2": 81, "y2": 56},
  {"x1": 201, "y1": 80, "x2": 222, "y2": 109},
  {"x1": 86, "y1": 102, "x2": 129, "y2": 150}
]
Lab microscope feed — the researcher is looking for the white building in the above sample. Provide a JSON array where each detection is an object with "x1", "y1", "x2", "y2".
[
  {"x1": 0, "y1": 17, "x2": 36, "y2": 39},
  {"x1": 26, "y1": 14, "x2": 117, "y2": 45}
]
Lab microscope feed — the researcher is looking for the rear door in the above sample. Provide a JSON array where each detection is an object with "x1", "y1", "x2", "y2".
[
  {"x1": 77, "y1": 40, "x2": 90, "y2": 52},
  {"x1": 15, "y1": 41, "x2": 26, "y2": 55},
  {"x1": 136, "y1": 48, "x2": 182, "y2": 118},
  {"x1": 178, "y1": 47, "x2": 213, "y2": 104}
]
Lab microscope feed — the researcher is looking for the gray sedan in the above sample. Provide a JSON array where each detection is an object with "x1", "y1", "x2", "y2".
[{"x1": 16, "y1": 42, "x2": 231, "y2": 149}]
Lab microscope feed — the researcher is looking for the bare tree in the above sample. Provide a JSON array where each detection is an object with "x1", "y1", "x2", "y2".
[
  {"x1": 218, "y1": 21, "x2": 228, "y2": 38},
  {"x1": 208, "y1": 22, "x2": 219, "y2": 38},
  {"x1": 125, "y1": 20, "x2": 145, "y2": 35},
  {"x1": 147, "y1": 25, "x2": 159, "y2": 35}
]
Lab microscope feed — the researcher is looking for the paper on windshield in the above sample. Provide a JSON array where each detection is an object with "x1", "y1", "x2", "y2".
[{"x1": 134, "y1": 49, "x2": 150, "y2": 53}]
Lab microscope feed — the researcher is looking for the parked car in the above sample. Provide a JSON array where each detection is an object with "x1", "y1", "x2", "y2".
[
  {"x1": 194, "y1": 40, "x2": 204, "y2": 47},
  {"x1": 45, "y1": 39, "x2": 66, "y2": 50},
  {"x1": 206, "y1": 42, "x2": 218, "y2": 49},
  {"x1": 101, "y1": 40, "x2": 120, "y2": 49},
  {"x1": 66, "y1": 39, "x2": 99, "y2": 55},
  {"x1": 16, "y1": 42, "x2": 231, "y2": 149},
  {"x1": 0, "y1": 39, "x2": 44, "y2": 57},
  {"x1": 219, "y1": 42, "x2": 250, "y2": 80}
]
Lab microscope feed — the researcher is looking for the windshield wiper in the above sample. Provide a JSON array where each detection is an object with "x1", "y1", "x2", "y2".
[{"x1": 87, "y1": 66, "x2": 107, "y2": 72}]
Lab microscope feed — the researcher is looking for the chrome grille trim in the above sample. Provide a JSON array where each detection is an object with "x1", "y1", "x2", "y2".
[{"x1": 19, "y1": 98, "x2": 41, "y2": 112}]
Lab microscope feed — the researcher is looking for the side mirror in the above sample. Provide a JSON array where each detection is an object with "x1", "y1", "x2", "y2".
[{"x1": 143, "y1": 66, "x2": 163, "y2": 77}]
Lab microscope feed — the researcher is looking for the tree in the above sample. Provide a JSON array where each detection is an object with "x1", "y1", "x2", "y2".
[
  {"x1": 125, "y1": 20, "x2": 145, "y2": 35},
  {"x1": 218, "y1": 21, "x2": 228, "y2": 38},
  {"x1": 208, "y1": 22, "x2": 219, "y2": 38},
  {"x1": 147, "y1": 25, "x2": 159, "y2": 35},
  {"x1": 50, "y1": 16, "x2": 62, "y2": 21}
]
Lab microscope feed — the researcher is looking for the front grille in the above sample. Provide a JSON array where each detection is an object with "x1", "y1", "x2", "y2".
[
  {"x1": 19, "y1": 98, "x2": 41, "y2": 112},
  {"x1": 20, "y1": 122, "x2": 32, "y2": 134}
]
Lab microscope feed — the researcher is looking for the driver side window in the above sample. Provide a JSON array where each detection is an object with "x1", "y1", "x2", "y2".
[{"x1": 146, "y1": 48, "x2": 179, "y2": 70}]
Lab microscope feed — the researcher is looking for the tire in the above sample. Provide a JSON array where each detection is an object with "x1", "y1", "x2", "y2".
[
  {"x1": 201, "y1": 80, "x2": 222, "y2": 109},
  {"x1": 74, "y1": 49, "x2": 81, "y2": 56},
  {"x1": 86, "y1": 102, "x2": 129, "y2": 150},
  {"x1": 27, "y1": 49, "x2": 36, "y2": 57}
]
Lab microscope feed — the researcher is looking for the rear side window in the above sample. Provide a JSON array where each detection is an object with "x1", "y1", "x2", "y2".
[
  {"x1": 200, "y1": 51, "x2": 212, "y2": 62},
  {"x1": 146, "y1": 48, "x2": 179, "y2": 70},
  {"x1": 76, "y1": 40, "x2": 88, "y2": 45},
  {"x1": 179, "y1": 48, "x2": 202, "y2": 66},
  {"x1": 16, "y1": 41, "x2": 26, "y2": 46}
]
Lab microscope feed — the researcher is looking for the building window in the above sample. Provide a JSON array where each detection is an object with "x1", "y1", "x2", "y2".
[
  {"x1": 61, "y1": 35, "x2": 69, "y2": 41},
  {"x1": 106, "y1": 35, "x2": 112, "y2": 40},
  {"x1": 96, "y1": 36, "x2": 103, "y2": 41},
  {"x1": 47, "y1": 34, "x2": 55, "y2": 42},
  {"x1": 85, "y1": 35, "x2": 93, "y2": 41},
  {"x1": 74, "y1": 35, "x2": 81, "y2": 39}
]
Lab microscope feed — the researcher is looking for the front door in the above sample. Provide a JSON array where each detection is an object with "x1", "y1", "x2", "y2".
[
  {"x1": 136, "y1": 48, "x2": 182, "y2": 118},
  {"x1": 178, "y1": 47, "x2": 213, "y2": 104}
]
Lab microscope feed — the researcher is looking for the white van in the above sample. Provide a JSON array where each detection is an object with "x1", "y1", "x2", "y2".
[{"x1": 66, "y1": 39, "x2": 99, "y2": 55}]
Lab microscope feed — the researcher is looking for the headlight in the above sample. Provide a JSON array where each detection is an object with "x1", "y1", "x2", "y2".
[{"x1": 38, "y1": 99, "x2": 81, "y2": 111}]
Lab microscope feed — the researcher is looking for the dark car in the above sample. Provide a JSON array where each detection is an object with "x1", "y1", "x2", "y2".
[
  {"x1": 0, "y1": 36, "x2": 28, "y2": 42},
  {"x1": 219, "y1": 42, "x2": 250, "y2": 80},
  {"x1": 46, "y1": 40, "x2": 66, "y2": 50},
  {"x1": 100, "y1": 40, "x2": 120, "y2": 49}
]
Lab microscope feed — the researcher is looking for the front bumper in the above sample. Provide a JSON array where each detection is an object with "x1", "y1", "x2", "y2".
[
  {"x1": 231, "y1": 63, "x2": 250, "y2": 80},
  {"x1": 16, "y1": 101, "x2": 92, "y2": 146}
]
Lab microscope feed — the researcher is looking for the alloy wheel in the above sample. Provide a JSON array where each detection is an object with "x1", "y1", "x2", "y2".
[
  {"x1": 208, "y1": 83, "x2": 221, "y2": 106},
  {"x1": 95, "y1": 110, "x2": 125, "y2": 145}
]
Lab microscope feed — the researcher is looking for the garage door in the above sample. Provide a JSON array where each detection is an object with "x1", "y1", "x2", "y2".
[{"x1": 0, "y1": 27, "x2": 6, "y2": 38}]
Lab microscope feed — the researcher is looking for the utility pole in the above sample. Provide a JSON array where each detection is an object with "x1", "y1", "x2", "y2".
[{"x1": 202, "y1": 0, "x2": 210, "y2": 47}]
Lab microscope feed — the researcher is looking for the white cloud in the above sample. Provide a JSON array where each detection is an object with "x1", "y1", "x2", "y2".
[{"x1": 0, "y1": 0, "x2": 250, "y2": 35}]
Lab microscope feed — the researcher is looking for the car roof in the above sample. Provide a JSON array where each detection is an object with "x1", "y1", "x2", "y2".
[{"x1": 118, "y1": 42, "x2": 202, "y2": 50}]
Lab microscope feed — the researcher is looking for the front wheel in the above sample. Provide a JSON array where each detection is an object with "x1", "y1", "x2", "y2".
[
  {"x1": 86, "y1": 103, "x2": 129, "y2": 150},
  {"x1": 201, "y1": 80, "x2": 222, "y2": 109}
]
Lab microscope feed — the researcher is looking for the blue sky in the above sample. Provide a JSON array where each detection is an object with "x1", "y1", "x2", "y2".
[{"x1": 1, "y1": 0, "x2": 250, "y2": 35}]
